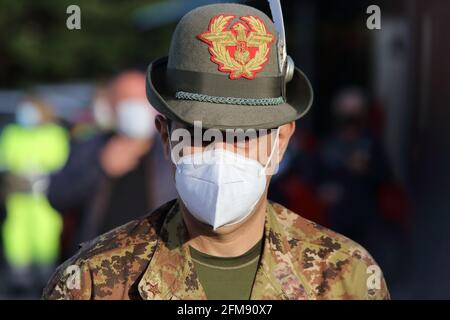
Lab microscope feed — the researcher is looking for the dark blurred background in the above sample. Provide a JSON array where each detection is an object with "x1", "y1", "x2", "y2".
[{"x1": 0, "y1": 0, "x2": 449, "y2": 299}]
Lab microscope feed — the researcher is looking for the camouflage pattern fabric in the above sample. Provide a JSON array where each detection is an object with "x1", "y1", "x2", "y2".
[{"x1": 43, "y1": 199, "x2": 389, "y2": 300}]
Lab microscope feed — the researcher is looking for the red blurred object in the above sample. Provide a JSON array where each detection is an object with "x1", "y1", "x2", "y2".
[
  {"x1": 278, "y1": 175, "x2": 329, "y2": 227},
  {"x1": 378, "y1": 183, "x2": 412, "y2": 230}
]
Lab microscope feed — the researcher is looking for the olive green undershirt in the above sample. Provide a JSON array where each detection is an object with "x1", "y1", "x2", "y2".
[{"x1": 189, "y1": 239, "x2": 263, "y2": 300}]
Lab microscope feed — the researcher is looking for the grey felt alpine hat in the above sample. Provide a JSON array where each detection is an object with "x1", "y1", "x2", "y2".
[{"x1": 146, "y1": 3, "x2": 313, "y2": 130}]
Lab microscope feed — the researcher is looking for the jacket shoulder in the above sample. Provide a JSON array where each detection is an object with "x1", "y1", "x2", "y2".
[
  {"x1": 42, "y1": 200, "x2": 175, "y2": 300},
  {"x1": 270, "y1": 202, "x2": 390, "y2": 300}
]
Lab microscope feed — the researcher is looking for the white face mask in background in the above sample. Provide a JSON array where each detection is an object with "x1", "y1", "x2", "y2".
[
  {"x1": 116, "y1": 99, "x2": 156, "y2": 139},
  {"x1": 93, "y1": 97, "x2": 115, "y2": 131},
  {"x1": 170, "y1": 127, "x2": 280, "y2": 230},
  {"x1": 16, "y1": 102, "x2": 42, "y2": 127}
]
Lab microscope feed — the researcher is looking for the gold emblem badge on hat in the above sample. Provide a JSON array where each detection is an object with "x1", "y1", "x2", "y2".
[{"x1": 198, "y1": 15, "x2": 274, "y2": 80}]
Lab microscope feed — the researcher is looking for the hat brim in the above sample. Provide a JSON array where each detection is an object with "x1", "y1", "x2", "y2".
[{"x1": 147, "y1": 57, "x2": 313, "y2": 130}]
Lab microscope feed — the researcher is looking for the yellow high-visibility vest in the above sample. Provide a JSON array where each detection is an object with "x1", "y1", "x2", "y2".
[{"x1": 0, "y1": 123, "x2": 69, "y2": 266}]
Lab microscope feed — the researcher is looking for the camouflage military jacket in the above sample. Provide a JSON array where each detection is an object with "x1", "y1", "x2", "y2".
[{"x1": 43, "y1": 199, "x2": 389, "y2": 300}]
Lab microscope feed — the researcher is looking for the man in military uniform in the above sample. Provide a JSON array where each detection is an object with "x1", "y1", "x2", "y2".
[{"x1": 43, "y1": 3, "x2": 389, "y2": 300}]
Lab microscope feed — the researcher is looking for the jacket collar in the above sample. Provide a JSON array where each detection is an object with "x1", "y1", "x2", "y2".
[{"x1": 138, "y1": 200, "x2": 311, "y2": 300}]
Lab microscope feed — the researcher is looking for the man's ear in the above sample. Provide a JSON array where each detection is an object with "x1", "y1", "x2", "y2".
[
  {"x1": 278, "y1": 121, "x2": 296, "y2": 160},
  {"x1": 155, "y1": 115, "x2": 170, "y2": 160},
  {"x1": 266, "y1": 121, "x2": 296, "y2": 176}
]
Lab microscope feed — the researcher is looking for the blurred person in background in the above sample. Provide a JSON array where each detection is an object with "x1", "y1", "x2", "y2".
[
  {"x1": 67, "y1": 85, "x2": 112, "y2": 143},
  {"x1": 268, "y1": 122, "x2": 327, "y2": 226},
  {"x1": 0, "y1": 96, "x2": 69, "y2": 297},
  {"x1": 47, "y1": 70, "x2": 176, "y2": 258},
  {"x1": 317, "y1": 87, "x2": 410, "y2": 283}
]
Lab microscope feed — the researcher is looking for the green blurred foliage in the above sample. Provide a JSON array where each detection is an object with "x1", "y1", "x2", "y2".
[{"x1": 0, "y1": 0, "x2": 175, "y2": 88}]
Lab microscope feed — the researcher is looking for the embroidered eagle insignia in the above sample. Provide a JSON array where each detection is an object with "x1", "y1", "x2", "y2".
[{"x1": 198, "y1": 15, "x2": 275, "y2": 80}]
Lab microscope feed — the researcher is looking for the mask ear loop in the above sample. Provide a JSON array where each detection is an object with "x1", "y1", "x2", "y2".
[
  {"x1": 166, "y1": 123, "x2": 178, "y2": 165},
  {"x1": 224, "y1": 128, "x2": 281, "y2": 229},
  {"x1": 261, "y1": 127, "x2": 281, "y2": 176}
]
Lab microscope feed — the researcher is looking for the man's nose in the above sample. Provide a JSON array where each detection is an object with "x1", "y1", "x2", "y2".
[{"x1": 209, "y1": 141, "x2": 236, "y2": 152}]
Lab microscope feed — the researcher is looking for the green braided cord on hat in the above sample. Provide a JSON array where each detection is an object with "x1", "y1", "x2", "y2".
[{"x1": 175, "y1": 91, "x2": 284, "y2": 106}]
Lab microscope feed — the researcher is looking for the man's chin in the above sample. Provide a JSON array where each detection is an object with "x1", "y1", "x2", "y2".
[
  {"x1": 180, "y1": 198, "x2": 267, "y2": 236},
  {"x1": 210, "y1": 209, "x2": 261, "y2": 234},
  {"x1": 187, "y1": 218, "x2": 245, "y2": 236},
  {"x1": 185, "y1": 214, "x2": 254, "y2": 236},
  {"x1": 211, "y1": 221, "x2": 245, "y2": 234}
]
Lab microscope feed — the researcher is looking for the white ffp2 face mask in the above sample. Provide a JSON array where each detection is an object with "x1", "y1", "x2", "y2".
[
  {"x1": 116, "y1": 99, "x2": 156, "y2": 139},
  {"x1": 170, "y1": 127, "x2": 280, "y2": 230}
]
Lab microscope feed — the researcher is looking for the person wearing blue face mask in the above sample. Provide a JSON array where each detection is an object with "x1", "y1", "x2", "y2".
[
  {"x1": 0, "y1": 97, "x2": 68, "y2": 297},
  {"x1": 15, "y1": 101, "x2": 44, "y2": 128}
]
